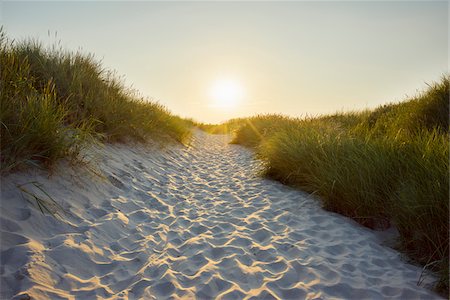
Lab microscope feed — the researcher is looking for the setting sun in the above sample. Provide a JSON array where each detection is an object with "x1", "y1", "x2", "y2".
[{"x1": 210, "y1": 79, "x2": 244, "y2": 108}]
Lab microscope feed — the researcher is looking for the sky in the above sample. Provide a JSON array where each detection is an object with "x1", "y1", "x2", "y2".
[{"x1": 1, "y1": 1, "x2": 448, "y2": 123}]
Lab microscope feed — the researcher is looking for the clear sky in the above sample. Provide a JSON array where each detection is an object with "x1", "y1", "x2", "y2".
[{"x1": 1, "y1": 1, "x2": 448, "y2": 123}]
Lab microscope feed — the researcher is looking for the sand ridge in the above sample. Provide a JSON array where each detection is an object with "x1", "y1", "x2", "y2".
[{"x1": 0, "y1": 131, "x2": 442, "y2": 299}]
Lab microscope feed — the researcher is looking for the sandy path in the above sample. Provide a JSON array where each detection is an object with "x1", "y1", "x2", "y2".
[{"x1": 0, "y1": 131, "x2": 441, "y2": 299}]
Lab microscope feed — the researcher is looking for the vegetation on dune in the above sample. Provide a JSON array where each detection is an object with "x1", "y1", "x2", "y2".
[
  {"x1": 1, "y1": 27, "x2": 448, "y2": 295},
  {"x1": 195, "y1": 118, "x2": 245, "y2": 135},
  {"x1": 0, "y1": 30, "x2": 191, "y2": 173},
  {"x1": 208, "y1": 77, "x2": 449, "y2": 294}
]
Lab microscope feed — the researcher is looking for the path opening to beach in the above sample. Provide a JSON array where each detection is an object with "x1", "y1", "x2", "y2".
[{"x1": 1, "y1": 131, "x2": 440, "y2": 299}]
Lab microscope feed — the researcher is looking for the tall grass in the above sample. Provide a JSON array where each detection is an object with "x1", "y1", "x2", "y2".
[
  {"x1": 0, "y1": 30, "x2": 191, "y2": 173},
  {"x1": 229, "y1": 77, "x2": 449, "y2": 294}
]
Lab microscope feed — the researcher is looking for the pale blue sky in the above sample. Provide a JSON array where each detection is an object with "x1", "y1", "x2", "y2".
[{"x1": 1, "y1": 1, "x2": 448, "y2": 123}]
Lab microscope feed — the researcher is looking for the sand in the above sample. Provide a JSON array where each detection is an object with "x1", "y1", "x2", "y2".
[{"x1": 0, "y1": 130, "x2": 442, "y2": 299}]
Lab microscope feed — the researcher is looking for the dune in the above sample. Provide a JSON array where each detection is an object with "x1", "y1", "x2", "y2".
[{"x1": 0, "y1": 130, "x2": 442, "y2": 299}]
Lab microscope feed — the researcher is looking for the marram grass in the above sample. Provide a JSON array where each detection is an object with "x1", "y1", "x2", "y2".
[
  {"x1": 218, "y1": 76, "x2": 449, "y2": 294},
  {"x1": 0, "y1": 30, "x2": 191, "y2": 173}
]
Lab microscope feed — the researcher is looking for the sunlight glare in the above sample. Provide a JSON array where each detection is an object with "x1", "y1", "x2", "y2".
[{"x1": 210, "y1": 79, "x2": 244, "y2": 109}]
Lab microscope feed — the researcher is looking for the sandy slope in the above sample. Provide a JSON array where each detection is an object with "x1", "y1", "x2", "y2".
[{"x1": 0, "y1": 131, "x2": 442, "y2": 299}]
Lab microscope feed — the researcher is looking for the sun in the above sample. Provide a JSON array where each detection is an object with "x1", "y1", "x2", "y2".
[{"x1": 209, "y1": 79, "x2": 244, "y2": 108}]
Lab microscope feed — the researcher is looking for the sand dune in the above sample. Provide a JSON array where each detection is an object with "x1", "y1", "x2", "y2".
[{"x1": 0, "y1": 131, "x2": 441, "y2": 299}]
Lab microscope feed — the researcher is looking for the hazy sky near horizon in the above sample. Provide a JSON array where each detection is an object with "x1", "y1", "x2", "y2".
[{"x1": 1, "y1": 1, "x2": 448, "y2": 123}]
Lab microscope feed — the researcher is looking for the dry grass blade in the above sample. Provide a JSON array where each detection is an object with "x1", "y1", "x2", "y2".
[{"x1": 17, "y1": 181, "x2": 65, "y2": 219}]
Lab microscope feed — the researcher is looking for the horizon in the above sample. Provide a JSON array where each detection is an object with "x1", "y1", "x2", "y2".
[{"x1": 2, "y1": 1, "x2": 448, "y2": 123}]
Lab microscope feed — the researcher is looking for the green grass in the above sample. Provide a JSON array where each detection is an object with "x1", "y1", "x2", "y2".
[
  {"x1": 226, "y1": 76, "x2": 449, "y2": 294},
  {"x1": 0, "y1": 29, "x2": 191, "y2": 173}
]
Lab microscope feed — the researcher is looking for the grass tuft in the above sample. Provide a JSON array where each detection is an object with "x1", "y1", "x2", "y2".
[
  {"x1": 228, "y1": 76, "x2": 449, "y2": 294},
  {"x1": 0, "y1": 29, "x2": 191, "y2": 173}
]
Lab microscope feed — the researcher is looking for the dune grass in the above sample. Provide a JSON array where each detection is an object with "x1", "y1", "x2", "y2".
[
  {"x1": 218, "y1": 77, "x2": 449, "y2": 294},
  {"x1": 195, "y1": 118, "x2": 246, "y2": 135},
  {"x1": 0, "y1": 30, "x2": 191, "y2": 173}
]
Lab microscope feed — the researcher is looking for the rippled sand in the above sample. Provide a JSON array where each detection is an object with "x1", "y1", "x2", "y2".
[{"x1": 0, "y1": 131, "x2": 441, "y2": 299}]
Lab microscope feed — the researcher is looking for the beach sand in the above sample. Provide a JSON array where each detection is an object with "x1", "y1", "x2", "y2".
[{"x1": 0, "y1": 131, "x2": 442, "y2": 299}]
